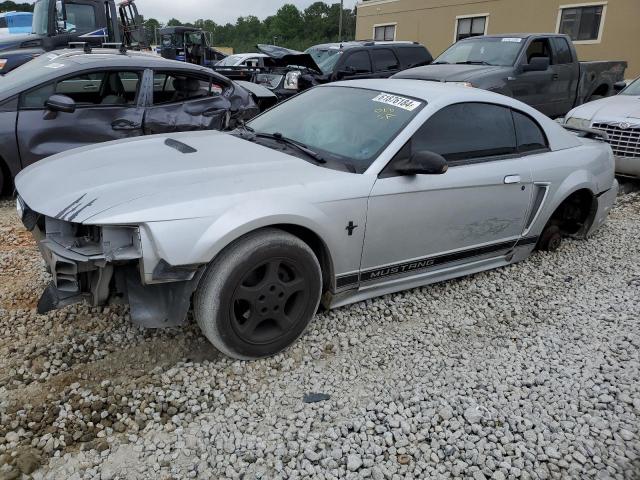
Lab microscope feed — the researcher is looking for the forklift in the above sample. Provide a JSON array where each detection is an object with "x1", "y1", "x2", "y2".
[
  {"x1": 158, "y1": 26, "x2": 226, "y2": 68},
  {"x1": 0, "y1": 0, "x2": 147, "y2": 74}
]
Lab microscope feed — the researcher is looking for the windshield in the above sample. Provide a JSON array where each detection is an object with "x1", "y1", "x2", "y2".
[
  {"x1": 621, "y1": 78, "x2": 640, "y2": 95},
  {"x1": 306, "y1": 46, "x2": 343, "y2": 74},
  {"x1": 435, "y1": 37, "x2": 524, "y2": 66},
  {"x1": 247, "y1": 86, "x2": 424, "y2": 172},
  {"x1": 161, "y1": 34, "x2": 182, "y2": 48},
  {"x1": 32, "y1": 0, "x2": 50, "y2": 35}
]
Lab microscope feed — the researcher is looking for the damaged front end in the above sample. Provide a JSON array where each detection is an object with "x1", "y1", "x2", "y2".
[
  {"x1": 254, "y1": 44, "x2": 325, "y2": 100},
  {"x1": 20, "y1": 200, "x2": 202, "y2": 329}
]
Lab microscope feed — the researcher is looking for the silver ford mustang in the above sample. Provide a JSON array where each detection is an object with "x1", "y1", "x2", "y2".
[{"x1": 15, "y1": 79, "x2": 618, "y2": 359}]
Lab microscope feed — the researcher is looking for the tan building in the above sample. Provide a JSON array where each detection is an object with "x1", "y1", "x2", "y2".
[{"x1": 356, "y1": 0, "x2": 639, "y2": 78}]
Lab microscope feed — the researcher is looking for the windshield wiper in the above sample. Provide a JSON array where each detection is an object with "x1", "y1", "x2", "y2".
[
  {"x1": 256, "y1": 132, "x2": 326, "y2": 164},
  {"x1": 431, "y1": 61, "x2": 450, "y2": 65},
  {"x1": 235, "y1": 122, "x2": 328, "y2": 165},
  {"x1": 455, "y1": 61, "x2": 493, "y2": 66}
]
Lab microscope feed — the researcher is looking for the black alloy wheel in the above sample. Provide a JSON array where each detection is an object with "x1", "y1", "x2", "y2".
[{"x1": 230, "y1": 258, "x2": 310, "y2": 345}]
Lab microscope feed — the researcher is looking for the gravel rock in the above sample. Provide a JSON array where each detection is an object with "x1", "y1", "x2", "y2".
[{"x1": 0, "y1": 193, "x2": 639, "y2": 479}]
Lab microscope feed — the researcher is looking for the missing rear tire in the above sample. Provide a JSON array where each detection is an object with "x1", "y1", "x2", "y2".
[{"x1": 538, "y1": 225, "x2": 562, "y2": 252}]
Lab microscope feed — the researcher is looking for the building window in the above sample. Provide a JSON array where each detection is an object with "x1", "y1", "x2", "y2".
[
  {"x1": 374, "y1": 24, "x2": 396, "y2": 41},
  {"x1": 456, "y1": 15, "x2": 487, "y2": 41},
  {"x1": 558, "y1": 4, "x2": 605, "y2": 42}
]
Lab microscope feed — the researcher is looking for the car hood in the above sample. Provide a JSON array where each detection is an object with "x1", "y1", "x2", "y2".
[
  {"x1": 257, "y1": 44, "x2": 322, "y2": 74},
  {"x1": 393, "y1": 64, "x2": 508, "y2": 82},
  {"x1": 569, "y1": 94, "x2": 640, "y2": 121},
  {"x1": 15, "y1": 131, "x2": 350, "y2": 224}
]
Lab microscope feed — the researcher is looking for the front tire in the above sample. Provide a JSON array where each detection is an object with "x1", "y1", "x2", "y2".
[{"x1": 194, "y1": 229, "x2": 322, "y2": 360}]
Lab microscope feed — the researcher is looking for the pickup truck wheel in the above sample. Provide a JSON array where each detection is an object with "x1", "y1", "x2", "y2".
[{"x1": 194, "y1": 229, "x2": 322, "y2": 360}]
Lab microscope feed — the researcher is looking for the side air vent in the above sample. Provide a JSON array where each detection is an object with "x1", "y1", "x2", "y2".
[
  {"x1": 524, "y1": 183, "x2": 550, "y2": 233},
  {"x1": 164, "y1": 138, "x2": 197, "y2": 154}
]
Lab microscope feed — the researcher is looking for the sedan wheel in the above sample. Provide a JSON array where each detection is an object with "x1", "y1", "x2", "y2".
[{"x1": 194, "y1": 229, "x2": 322, "y2": 359}]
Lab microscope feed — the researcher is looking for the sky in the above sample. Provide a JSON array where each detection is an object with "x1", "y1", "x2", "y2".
[{"x1": 131, "y1": 0, "x2": 359, "y2": 24}]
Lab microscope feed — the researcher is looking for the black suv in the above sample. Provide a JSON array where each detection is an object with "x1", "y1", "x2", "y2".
[{"x1": 244, "y1": 41, "x2": 433, "y2": 101}]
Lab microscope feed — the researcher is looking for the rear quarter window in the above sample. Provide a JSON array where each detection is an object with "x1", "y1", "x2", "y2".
[
  {"x1": 512, "y1": 110, "x2": 549, "y2": 152},
  {"x1": 395, "y1": 46, "x2": 433, "y2": 69}
]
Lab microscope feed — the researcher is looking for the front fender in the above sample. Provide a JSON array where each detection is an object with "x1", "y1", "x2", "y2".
[{"x1": 140, "y1": 195, "x2": 364, "y2": 285}]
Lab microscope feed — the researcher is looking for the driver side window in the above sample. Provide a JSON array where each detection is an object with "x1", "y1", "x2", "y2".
[
  {"x1": 526, "y1": 38, "x2": 553, "y2": 64},
  {"x1": 392, "y1": 102, "x2": 517, "y2": 166}
]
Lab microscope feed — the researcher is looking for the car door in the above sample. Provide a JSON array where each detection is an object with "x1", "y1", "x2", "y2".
[
  {"x1": 360, "y1": 102, "x2": 533, "y2": 286},
  {"x1": 370, "y1": 48, "x2": 402, "y2": 78},
  {"x1": 509, "y1": 37, "x2": 556, "y2": 116},
  {"x1": 16, "y1": 69, "x2": 145, "y2": 168},
  {"x1": 144, "y1": 70, "x2": 233, "y2": 134}
]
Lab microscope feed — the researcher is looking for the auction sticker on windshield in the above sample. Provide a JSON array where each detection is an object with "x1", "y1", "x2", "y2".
[{"x1": 373, "y1": 93, "x2": 422, "y2": 111}]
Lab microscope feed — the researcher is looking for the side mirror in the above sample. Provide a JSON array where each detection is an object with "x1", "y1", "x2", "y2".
[
  {"x1": 395, "y1": 151, "x2": 448, "y2": 176},
  {"x1": 45, "y1": 94, "x2": 76, "y2": 113},
  {"x1": 613, "y1": 81, "x2": 627, "y2": 93},
  {"x1": 522, "y1": 56, "x2": 550, "y2": 72}
]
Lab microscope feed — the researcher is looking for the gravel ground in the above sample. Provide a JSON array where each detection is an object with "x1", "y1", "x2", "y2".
[{"x1": 0, "y1": 193, "x2": 639, "y2": 480}]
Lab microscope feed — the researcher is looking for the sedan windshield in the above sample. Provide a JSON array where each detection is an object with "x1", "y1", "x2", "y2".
[
  {"x1": 435, "y1": 37, "x2": 524, "y2": 67},
  {"x1": 621, "y1": 78, "x2": 640, "y2": 95},
  {"x1": 247, "y1": 86, "x2": 424, "y2": 172}
]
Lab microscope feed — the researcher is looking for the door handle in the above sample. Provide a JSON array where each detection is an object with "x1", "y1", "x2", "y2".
[
  {"x1": 504, "y1": 175, "x2": 521, "y2": 184},
  {"x1": 552, "y1": 74, "x2": 559, "y2": 80},
  {"x1": 83, "y1": 84, "x2": 97, "y2": 90}
]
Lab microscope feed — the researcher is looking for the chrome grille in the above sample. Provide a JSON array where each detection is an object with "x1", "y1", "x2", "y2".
[{"x1": 592, "y1": 122, "x2": 640, "y2": 158}]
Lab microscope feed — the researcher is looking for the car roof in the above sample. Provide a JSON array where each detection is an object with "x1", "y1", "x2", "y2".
[
  {"x1": 0, "y1": 48, "x2": 226, "y2": 101},
  {"x1": 325, "y1": 78, "x2": 504, "y2": 102},
  {"x1": 158, "y1": 26, "x2": 202, "y2": 34},
  {"x1": 310, "y1": 41, "x2": 421, "y2": 50},
  {"x1": 231, "y1": 53, "x2": 268, "y2": 58},
  {"x1": 41, "y1": 48, "x2": 216, "y2": 71},
  {"x1": 469, "y1": 33, "x2": 570, "y2": 39}
]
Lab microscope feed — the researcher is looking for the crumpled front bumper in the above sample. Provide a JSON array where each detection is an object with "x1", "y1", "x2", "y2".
[{"x1": 26, "y1": 214, "x2": 202, "y2": 329}]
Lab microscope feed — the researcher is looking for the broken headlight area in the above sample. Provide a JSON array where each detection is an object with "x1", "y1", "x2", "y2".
[
  {"x1": 256, "y1": 73, "x2": 284, "y2": 90},
  {"x1": 32, "y1": 216, "x2": 204, "y2": 329},
  {"x1": 35, "y1": 217, "x2": 143, "y2": 312}
]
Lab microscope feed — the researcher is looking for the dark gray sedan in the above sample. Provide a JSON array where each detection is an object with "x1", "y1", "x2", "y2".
[{"x1": 0, "y1": 48, "x2": 274, "y2": 194}]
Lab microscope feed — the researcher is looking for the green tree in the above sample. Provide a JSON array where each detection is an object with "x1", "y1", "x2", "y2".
[
  {"x1": 0, "y1": 1, "x2": 33, "y2": 13},
  {"x1": 156, "y1": 2, "x2": 356, "y2": 54},
  {"x1": 144, "y1": 17, "x2": 161, "y2": 47}
]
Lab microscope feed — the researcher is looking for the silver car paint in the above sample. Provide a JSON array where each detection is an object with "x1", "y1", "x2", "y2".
[
  {"x1": 15, "y1": 79, "x2": 617, "y2": 321},
  {"x1": 565, "y1": 93, "x2": 640, "y2": 177}
]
